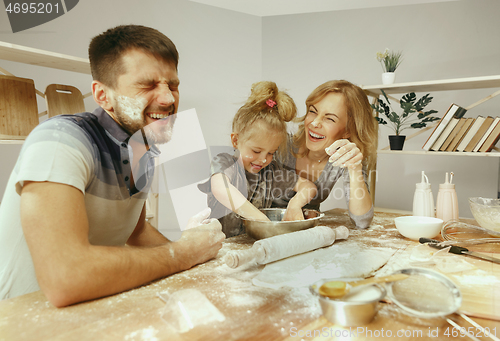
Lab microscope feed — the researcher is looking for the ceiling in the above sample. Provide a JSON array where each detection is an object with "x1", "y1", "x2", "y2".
[{"x1": 188, "y1": 0, "x2": 459, "y2": 17}]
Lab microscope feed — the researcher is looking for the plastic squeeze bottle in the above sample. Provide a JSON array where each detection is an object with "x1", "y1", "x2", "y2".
[
  {"x1": 436, "y1": 172, "x2": 459, "y2": 223},
  {"x1": 413, "y1": 171, "x2": 434, "y2": 217}
]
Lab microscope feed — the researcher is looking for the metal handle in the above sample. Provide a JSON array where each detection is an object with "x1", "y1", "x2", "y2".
[{"x1": 419, "y1": 237, "x2": 469, "y2": 255}]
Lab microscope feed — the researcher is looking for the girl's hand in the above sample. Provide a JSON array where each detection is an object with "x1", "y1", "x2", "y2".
[
  {"x1": 283, "y1": 206, "x2": 305, "y2": 221},
  {"x1": 325, "y1": 139, "x2": 363, "y2": 170}
]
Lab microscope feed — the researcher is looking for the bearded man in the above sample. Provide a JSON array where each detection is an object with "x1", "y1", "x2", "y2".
[{"x1": 0, "y1": 25, "x2": 225, "y2": 307}]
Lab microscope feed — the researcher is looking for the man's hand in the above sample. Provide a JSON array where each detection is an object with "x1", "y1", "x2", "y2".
[
  {"x1": 185, "y1": 207, "x2": 214, "y2": 229},
  {"x1": 20, "y1": 182, "x2": 224, "y2": 307},
  {"x1": 175, "y1": 217, "x2": 225, "y2": 269}
]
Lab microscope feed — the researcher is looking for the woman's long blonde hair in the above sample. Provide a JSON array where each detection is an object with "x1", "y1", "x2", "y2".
[
  {"x1": 232, "y1": 81, "x2": 297, "y2": 158},
  {"x1": 293, "y1": 80, "x2": 378, "y2": 170}
]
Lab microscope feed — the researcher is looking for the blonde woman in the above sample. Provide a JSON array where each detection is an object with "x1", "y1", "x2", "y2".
[{"x1": 273, "y1": 80, "x2": 377, "y2": 228}]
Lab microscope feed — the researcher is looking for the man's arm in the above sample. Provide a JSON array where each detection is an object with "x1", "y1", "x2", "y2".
[
  {"x1": 126, "y1": 204, "x2": 169, "y2": 247},
  {"x1": 20, "y1": 181, "x2": 224, "y2": 307}
]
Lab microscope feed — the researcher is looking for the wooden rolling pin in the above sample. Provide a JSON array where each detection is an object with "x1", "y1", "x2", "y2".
[{"x1": 224, "y1": 225, "x2": 349, "y2": 269}]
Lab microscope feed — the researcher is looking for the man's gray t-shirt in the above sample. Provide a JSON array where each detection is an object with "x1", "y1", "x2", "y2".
[{"x1": 0, "y1": 108, "x2": 157, "y2": 299}]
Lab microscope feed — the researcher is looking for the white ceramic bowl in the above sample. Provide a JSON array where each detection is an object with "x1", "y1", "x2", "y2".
[{"x1": 394, "y1": 216, "x2": 443, "y2": 240}]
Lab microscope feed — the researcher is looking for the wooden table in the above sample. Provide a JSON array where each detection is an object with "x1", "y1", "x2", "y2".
[{"x1": 1, "y1": 209, "x2": 499, "y2": 341}]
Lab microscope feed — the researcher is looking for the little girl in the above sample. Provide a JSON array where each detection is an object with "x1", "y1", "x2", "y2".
[{"x1": 199, "y1": 81, "x2": 317, "y2": 237}]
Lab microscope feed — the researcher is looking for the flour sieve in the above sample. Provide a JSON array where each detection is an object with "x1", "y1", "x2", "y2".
[
  {"x1": 385, "y1": 268, "x2": 462, "y2": 319},
  {"x1": 386, "y1": 268, "x2": 498, "y2": 341}
]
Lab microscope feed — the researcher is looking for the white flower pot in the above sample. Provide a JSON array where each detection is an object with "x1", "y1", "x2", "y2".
[{"x1": 382, "y1": 72, "x2": 396, "y2": 85}]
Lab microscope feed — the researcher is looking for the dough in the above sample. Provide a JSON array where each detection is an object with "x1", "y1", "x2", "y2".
[{"x1": 252, "y1": 241, "x2": 397, "y2": 289}]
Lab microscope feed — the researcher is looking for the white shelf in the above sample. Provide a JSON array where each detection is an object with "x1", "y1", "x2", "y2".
[
  {"x1": 378, "y1": 150, "x2": 500, "y2": 157},
  {"x1": 0, "y1": 139, "x2": 24, "y2": 145},
  {"x1": 363, "y1": 75, "x2": 500, "y2": 204},
  {"x1": 362, "y1": 75, "x2": 500, "y2": 95},
  {"x1": 0, "y1": 41, "x2": 90, "y2": 74}
]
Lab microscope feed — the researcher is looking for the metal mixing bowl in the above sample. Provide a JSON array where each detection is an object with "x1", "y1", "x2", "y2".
[
  {"x1": 242, "y1": 208, "x2": 324, "y2": 240},
  {"x1": 310, "y1": 278, "x2": 386, "y2": 327},
  {"x1": 469, "y1": 197, "x2": 500, "y2": 234}
]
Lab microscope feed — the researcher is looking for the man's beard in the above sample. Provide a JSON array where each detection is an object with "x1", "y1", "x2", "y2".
[
  {"x1": 114, "y1": 95, "x2": 177, "y2": 145},
  {"x1": 143, "y1": 113, "x2": 176, "y2": 145}
]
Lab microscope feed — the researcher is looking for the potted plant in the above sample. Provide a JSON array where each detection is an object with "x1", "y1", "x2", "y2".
[
  {"x1": 377, "y1": 48, "x2": 403, "y2": 84},
  {"x1": 372, "y1": 90, "x2": 439, "y2": 150}
]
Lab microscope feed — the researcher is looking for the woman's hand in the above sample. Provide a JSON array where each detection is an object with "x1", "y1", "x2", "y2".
[
  {"x1": 283, "y1": 206, "x2": 305, "y2": 221},
  {"x1": 283, "y1": 178, "x2": 316, "y2": 221},
  {"x1": 325, "y1": 139, "x2": 363, "y2": 170}
]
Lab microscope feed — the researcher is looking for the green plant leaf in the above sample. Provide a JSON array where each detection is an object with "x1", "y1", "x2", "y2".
[
  {"x1": 380, "y1": 90, "x2": 392, "y2": 108},
  {"x1": 424, "y1": 109, "x2": 438, "y2": 116},
  {"x1": 417, "y1": 109, "x2": 438, "y2": 119},
  {"x1": 411, "y1": 122, "x2": 426, "y2": 129},
  {"x1": 389, "y1": 112, "x2": 400, "y2": 123},
  {"x1": 371, "y1": 104, "x2": 383, "y2": 114},
  {"x1": 382, "y1": 50, "x2": 403, "y2": 72},
  {"x1": 421, "y1": 116, "x2": 440, "y2": 123},
  {"x1": 374, "y1": 90, "x2": 438, "y2": 135},
  {"x1": 377, "y1": 100, "x2": 390, "y2": 117},
  {"x1": 401, "y1": 92, "x2": 416, "y2": 104},
  {"x1": 400, "y1": 101, "x2": 416, "y2": 114},
  {"x1": 415, "y1": 94, "x2": 433, "y2": 111}
]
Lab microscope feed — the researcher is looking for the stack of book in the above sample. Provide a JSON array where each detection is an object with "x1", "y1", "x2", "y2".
[{"x1": 422, "y1": 103, "x2": 500, "y2": 152}]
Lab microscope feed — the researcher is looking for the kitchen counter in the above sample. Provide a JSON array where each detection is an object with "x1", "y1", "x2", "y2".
[{"x1": 1, "y1": 209, "x2": 499, "y2": 341}]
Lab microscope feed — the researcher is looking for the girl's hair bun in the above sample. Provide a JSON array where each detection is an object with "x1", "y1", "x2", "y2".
[
  {"x1": 232, "y1": 81, "x2": 297, "y2": 160},
  {"x1": 247, "y1": 81, "x2": 297, "y2": 122}
]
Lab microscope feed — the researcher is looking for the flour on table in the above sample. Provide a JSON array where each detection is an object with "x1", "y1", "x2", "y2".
[
  {"x1": 160, "y1": 289, "x2": 225, "y2": 333},
  {"x1": 124, "y1": 326, "x2": 159, "y2": 341},
  {"x1": 227, "y1": 293, "x2": 266, "y2": 307},
  {"x1": 252, "y1": 240, "x2": 397, "y2": 289},
  {"x1": 375, "y1": 243, "x2": 478, "y2": 277},
  {"x1": 451, "y1": 270, "x2": 500, "y2": 287}
]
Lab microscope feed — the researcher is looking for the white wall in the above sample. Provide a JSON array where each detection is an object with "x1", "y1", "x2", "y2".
[
  {"x1": 261, "y1": 0, "x2": 500, "y2": 217},
  {"x1": 0, "y1": 0, "x2": 262, "y2": 144},
  {"x1": 1, "y1": 0, "x2": 499, "y2": 228}
]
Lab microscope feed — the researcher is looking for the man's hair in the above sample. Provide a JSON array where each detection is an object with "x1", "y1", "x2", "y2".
[{"x1": 88, "y1": 25, "x2": 179, "y2": 88}]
